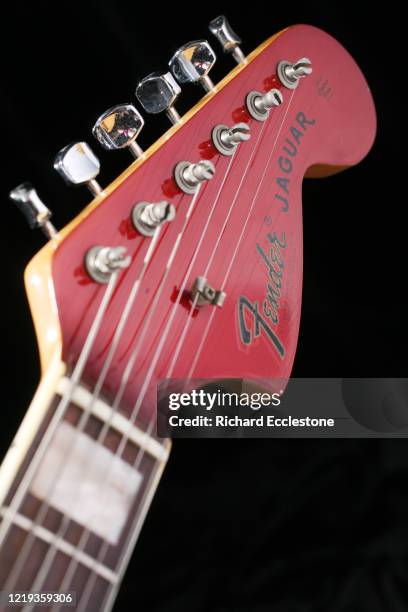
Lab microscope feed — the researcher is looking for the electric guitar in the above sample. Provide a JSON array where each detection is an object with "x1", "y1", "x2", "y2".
[{"x1": 0, "y1": 16, "x2": 376, "y2": 611}]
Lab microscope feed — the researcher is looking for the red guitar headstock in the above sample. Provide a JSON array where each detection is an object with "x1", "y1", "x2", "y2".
[{"x1": 24, "y1": 24, "x2": 376, "y2": 421}]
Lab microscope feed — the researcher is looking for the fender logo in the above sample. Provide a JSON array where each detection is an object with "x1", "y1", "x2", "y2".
[
  {"x1": 238, "y1": 232, "x2": 286, "y2": 358},
  {"x1": 274, "y1": 111, "x2": 316, "y2": 213}
]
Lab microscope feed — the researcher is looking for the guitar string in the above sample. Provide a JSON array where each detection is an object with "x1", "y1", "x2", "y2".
[
  {"x1": 10, "y1": 135, "x2": 234, "y2": 605},
  {"x1": 164, "y1": 123, "x2": 272, "y2": 379},
  {"x1": 10, "y1": 183, "x2": 206, "y2": 605},
  {"x1": 4, "y1": 222, "x2": 167, "y2": 596},
  {"x1": 93, "y1": 91, "x2": 316, "y2": 612},
  {"x1": 0, "y1": 270, "x2": 119, "y2": 554},
  {"x1": 48, "y1": 150, "x2": 241, "y2": 610},
  {"x1": 76, "y1": 112, "x2": 284, "y2": 611},
  {"x1": 70, "y1": 123, "x2": 269, "y2": 611},
  {"x1": 160, "y1": 118, "x2": 272, "y2": 385},
  {"x1": 165, "y1": 91, "x2": 295, "y2": 382},
  {"x1": 82, "y1": 85, "x2": 312, "y2": 611},
  {"x1": 12, "y1": 85, "x2": 287, "y2": 604},
  {"x1": 186, "y1": 89, "x2": 296, "y2": 381},
  {"x1": 98, "y1": 92, "x2": 297, "y2": 611},
  {"x1": 188, "y1": 87, "x2": 319, "y2": 384}
]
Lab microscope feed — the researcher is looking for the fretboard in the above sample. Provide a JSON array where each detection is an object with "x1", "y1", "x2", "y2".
[{"x1": 0, "y1": 379, "x2": 169, "y2": 611}]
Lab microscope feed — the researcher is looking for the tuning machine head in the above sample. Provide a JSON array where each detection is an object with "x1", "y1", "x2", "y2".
[
  {"x1": 136, "y1": 71, "x2": 181, "y2": 125},
  {"x1": 209, "y1": 15, "x2": 245, "y2": 65},
  {"x1": 9, "y1": 183, "x2": 57, "y2": 239},
  {"x1": 246, "y1": 88, "x2": 283, "y2": 121},
  {"x1": 277, "y1": 58, "x2": 313, "y2": 89},
  {"x1": 54, "y1": 142, "x2": 103, "y2": 197},
  {"x1": 169, "y1": 40, "x2": 217, "y2": 93},
  {"x1": 92, "y1": 104, "x2": 145, "y2": 159}
]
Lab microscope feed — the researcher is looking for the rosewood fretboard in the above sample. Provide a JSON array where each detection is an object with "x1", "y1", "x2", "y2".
[{"x1": 0, "y1": 384, "x2": 169, "y2": 611}]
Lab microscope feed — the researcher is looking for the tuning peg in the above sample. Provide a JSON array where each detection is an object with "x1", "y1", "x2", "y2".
[
  {"x1": 92, "y1": 104, "x2": 144, "y2": 159},
  {"x1": 209, "y1": 15, "x2": 245, "y2": 65},
  {"x1": 9, "y1": 182, "x2": 57, "y2": 239},
  {"x1": 277, "y1": 58, "x2": 313, "y2": 89},
  {"x1": 169, "y1": 40, "x2": 217, "y2": 93},
  {"x1": 136, "y1": 71, "x2": 181, "y2": 125},
  {"x1": 85, "y1": 245, "x2": 131, "y2": 284},
  {"x1": 131, "y1": 201, "x2": 176, "y2": 236},
  {"x1": 246, "y1": 88, "x2": 283, "y2": 121},
  {"x1": 212, "y1": 122, "x2": 250, "y2": 155},
  {"x1": 54, "y1": 142, "x2": 103, "y2": 197},
  {"x1": 174, "y1": 160, "x2": 215, "y2": 194}
]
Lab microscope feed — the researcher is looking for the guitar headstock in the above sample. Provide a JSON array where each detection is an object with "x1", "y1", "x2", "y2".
[{"x1": 13, "y1": 20, "x2": 376, "y2": 419}]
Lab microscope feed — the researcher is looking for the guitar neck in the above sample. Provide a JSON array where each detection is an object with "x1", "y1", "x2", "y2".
[{"x1": 0, "y1": 373, "x2": 169, "y2": 611}]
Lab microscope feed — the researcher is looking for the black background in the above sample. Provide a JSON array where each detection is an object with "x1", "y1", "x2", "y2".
[{"x1": 1, "y1": 1, "x2": 407, "y2": 610}]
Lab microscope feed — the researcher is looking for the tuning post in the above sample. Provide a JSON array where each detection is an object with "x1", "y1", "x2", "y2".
[
  {"x1": 212, "y1": 122, "x2": 250, "y2": 156},
  {"x1": 9, "y1": 183, "x2": 57, "y2": 239},
  {"x1": 169, "y1": 40, "x2": 217, "y2": 93},
  {"x1": 92, "y1": 104, "x2": 145, "y2": 159},
  {"x1": 246, "y1": 88, "x2": 283, "y2": 121},
  {"x1": 85, "y1": 246, "x2": 131, "y2": 284},
  {"x1": 209, "y1": 15, "x2": 245, "y2": 65},
  {"x1": 190, "y1": 276, "x2": 226, "y2": 307},
  {"x1": 54, "y1": 142, "x2": 103, "y2": 197},
  {"x1": 174, "y1": 160, "x2": 215, "y2": 194},
  {"x1": 131, "y1": 201, "x2": 176, "y2": 236},
  {"x1": 136, "y1": 71, "x2": 182, "y2": 125},
  {"x1": 277, "y1": 58, "x2": 312, "y2": 89}
]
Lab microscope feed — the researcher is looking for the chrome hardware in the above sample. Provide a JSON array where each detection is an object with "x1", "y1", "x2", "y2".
[
  {"x1": 212, "y1": 122, "x2": 250, "y2": 156},
  {"x1": 131, "y1": 201, "x2": 176, "y2": 236},
  {"x1": 85, "y1": 246, "x2": 131, "y2": 284},
  {"x1": 277, "y1": 58, "x2": 312, "y2": 89},
  {"x1": 209, "y1": 15, "x2": 245, "y2": 65},
  {"x1": 191, "y1": 276, "x2": 226, "y2": 307},
  {"x1": 169, "y1": 40, "x2": 217, "y2": 93},
  {"x1": 136, "y1": 71, "x2": 181, "y2": 125},
  {"x1": 174, "y1": 160, "x2": 215, "y2": 194},
  {"x1": 246, "y1": 88, "x2": 283, "y2": 121},
  {"x1": 92, "y1": 104, "x2": 144, "y2": 158},
  {"x1": 54, "y1": 142, "x2": 103, "y2": 197},
  {"x1": 9, "y1": 182, "x2": 57, "y2": 239}
]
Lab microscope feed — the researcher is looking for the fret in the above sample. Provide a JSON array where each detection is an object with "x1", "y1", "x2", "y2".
[
  {"x1": 0, "y1": 507, "x2": 119, "y2": 585},
  {"x1": 0, "y1": 522, "x2": 113, "y2": 611},
  {"x1": 56, "y1": 377, "x2": 169, "y2": 462},
  {"x1": 0, "y1": 383, "x2": 169, "y2": 610}
]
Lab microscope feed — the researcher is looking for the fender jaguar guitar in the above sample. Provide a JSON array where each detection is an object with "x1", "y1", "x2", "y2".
[{"x1": 0, "y1": 16, "x2": 376, "y2": 611}]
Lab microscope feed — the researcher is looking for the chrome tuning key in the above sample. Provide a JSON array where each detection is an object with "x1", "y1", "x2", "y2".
[
  {"x1": 246, "y1": 88, "x2": 283, "y2": 121},
  {"x1": 9, "y1": 182, "x2": 57, "y2": 239},
  {"x1": 209, "y1": 15, "x2": 245, "y2": 65},
  {"x1": 54, "y1": 142, "x2": 103, "y2": 197},
  {"x1": 93, "y1": 104, "x2": 145, "y2": 159},
  {"x1": 169, "y1": 40, "x2": 217, "y2": 93},
  {"x1": 131, "y1": 201, "x2": 176, "y2": 236},
  {"x1": 85, "y1": 246, "x2": 131, "y2": 284},
  {"x1": 277, "y1": 58, "x2": 312, "y2": 89},
  {"x1": 212, "y1": 122, "x2": 250, "y2": 155},
  {"x1": 174, "y1": 160, "x2": 215, "y2": 194},
  {"x1": 136, "y1": 71, "x2": 182, "y2": 125}
]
